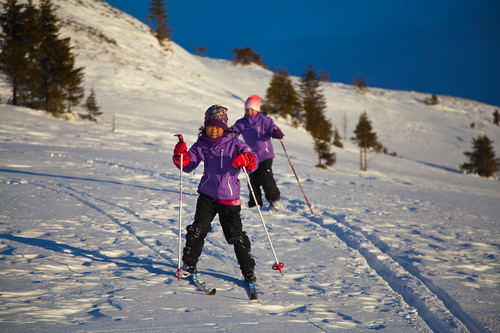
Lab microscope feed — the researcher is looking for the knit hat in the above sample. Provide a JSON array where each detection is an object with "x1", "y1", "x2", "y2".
[
  {"x1": 204, "y1": 105, "x2": 229, "y2": 131},
  {"x1": 244, "y1": 95, "x2": 261, "y2": 111}
]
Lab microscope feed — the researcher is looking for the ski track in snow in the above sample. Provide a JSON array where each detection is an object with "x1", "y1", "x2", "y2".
[{"x1": 317, "y1": 209, "x2": 477, "y2": 333}]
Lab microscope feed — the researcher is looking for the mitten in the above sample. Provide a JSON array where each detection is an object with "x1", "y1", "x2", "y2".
[
  {"x1": 173, "y1": 141, "x2": 190, "y2": 168},
  {"x1": 232, "y1": 153, "x2": 249, "y2": 168},
  {"x1": 174, "y1": 141, "x2": 187, "y2": 156},
  {"x1": 232, "y1": 152, "x2": 257, "y2": 171},
  {"x1": 272, "y1": 127, "x2": 284, "y2": 139}
]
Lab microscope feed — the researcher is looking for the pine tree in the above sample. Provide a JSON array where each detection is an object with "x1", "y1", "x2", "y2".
[
  {"x1": 194, "y1": 46, "x2": 207, "y2": 57},
  {"x1": 232, "y1": 47, "x2": 266, "y2": 68},
  {"x1": 320, "y1": 69, "x2": 330, "y2": 82},
  {"x1": 19, "y1": 1, "x2": 42, "y2": 108},
  {"x1": 424, "y1": 94, "x2": 440, "y2": 106},
  {"x1": 460, "y1": 135, "x2": 500, "y2": 178},
  {"x1": 333, "y1": 128, "x2": 343, "y2": 148},
  {"x1": 261, "y1": 67, "x2": 302, "y2": 124},
  {"x1": 300, "y1": 64, "x2": 331, "y2": 139},
  {"x1": 148, "y1": 0, "x2": 171, "y2": 44},
  {"x1": 85, "y1": 88, "x2": 102, "y2": 121},
  {"x1": 353, "y1": 75, "x2": 367, "y2": 94},
  {"x1": 36, "y1": 0, "x2": 85, "y2": 115},
  {"x1": 352, "y1": 111, "x2": 382, "y2": 171},
  {"x1": 0, "y1": 0, "x2": 30, "y2": 106},
  {"x1": 314, "y1": 140, "x2": 336, "y2": 168},
  {"x1": 64, "y1": 62, "x2": 85, "y2": 112},
  {"x1": 493, "y1": 110, "x2": 499, "y2": 126},
  {"x1": 299, "y1": 64, "x2": 335, "y2": 168}
]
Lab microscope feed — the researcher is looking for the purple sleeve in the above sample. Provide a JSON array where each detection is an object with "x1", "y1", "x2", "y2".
[
  {"x1": 264, "y1": 116, "x2": 277, "y2": 135},
  {"x1": 183, "y1": 142, "x2": 202, "y2": 173},
  {"x1": 231, "y1": 120, "x2": 244, "y2": 136}
]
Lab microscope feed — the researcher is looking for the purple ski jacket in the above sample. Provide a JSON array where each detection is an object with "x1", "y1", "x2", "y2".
[
  {"x1": 183, "y1": 132, "x2": 258, "y2": 202},
  {"x1": 232, "y1": 112, "x2": 281, "y2": 162}
]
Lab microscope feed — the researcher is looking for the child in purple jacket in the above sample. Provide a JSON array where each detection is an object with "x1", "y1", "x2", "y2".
[
  {"x1": 232, "y1": 95, "x2": 284, "y2": 211},
  {"x1": 173, "y1": 105, "x2": 258, "y2": 283}
]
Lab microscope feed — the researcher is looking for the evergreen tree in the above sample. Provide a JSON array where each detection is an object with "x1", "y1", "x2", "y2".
[
  {"x1": 0, "y1": 0, "x2": 30, "y2": 106},
  {"x1": 85, "y1": 88, "x2": 102, "y2": 121},
  {"x1": 314, "y1": 140, "x2": 336, "y2": 168},
  {"x1": 300, "y1": 64, "x2": 331, "y2": 139},
  {"x1": 36, "y1": 0, "x2": 81, "y2": 115},
  {"x1": 424, "y1": 94, "x2": 440, "y2": 106},
  {"x1": 194, "y1": 46, "x2": 207, "y2": 57},
  {"x1": 320, "y1": 69, "x2": 330, "y2": 82},
  {"x1": 63, "y1": 62, "x2": 85, "y2": 112},
  {"x1": 493, "y1": 110, "x2": 499, "y2": 126},
  {"x1": 352, "y1": 111, "x2": 382, "y2": 171},
  {"x1": 148, "y1": 0, "x2": 171, "y2": 44},
  {"x1": 19, "y1": 1, "x2": 42, "y2": 108},
  {"x1": 299, "y1": 64, "x2": 335, "y2": 168},
  {"x1": 232, "y1": 47, "x2": 266, "y2": 68},
  {"x1": 353, "y1": 75, "x2": 367, "y2": 94},
  {"x1": 460, "y1": 135, "x2": 500, "y2": 178},
  {"x1": 333, "y1": 128, "x2": 343, "y2": 149},
  {"x1": 261, "y1": 67, "x2": 302, "y2": 124}
]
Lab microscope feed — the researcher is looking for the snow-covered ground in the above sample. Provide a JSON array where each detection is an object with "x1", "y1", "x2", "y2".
[{"x1": 1, "y1": 0, "x2": 499, "y2": 332}]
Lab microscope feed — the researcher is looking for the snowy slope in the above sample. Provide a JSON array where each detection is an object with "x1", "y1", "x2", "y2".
[{"x1": 1, "y1": 0, "x2": 499, "y2": 332}]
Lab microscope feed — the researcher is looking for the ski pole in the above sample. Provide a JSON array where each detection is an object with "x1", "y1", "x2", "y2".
[
  {"x1": 279, "y1": 138, "x2": 314, "y2": 215},
  {"x1": 175, "y1": 134, "x2": 184, "y2": 281},
  {"x1": 237, "y1": 147, "x2": 284, "y2": 275}
]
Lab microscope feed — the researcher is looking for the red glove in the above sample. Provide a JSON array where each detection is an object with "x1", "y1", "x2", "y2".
[
  {"x1": 173, "y1": 141, "x2": 190, "y2": 169},
  {"x1": 232, "y1": 152, "x2": 256, "y2": 171},
  {"x1": 174, "y1": 141, "x2": 187, "y2": 156}
]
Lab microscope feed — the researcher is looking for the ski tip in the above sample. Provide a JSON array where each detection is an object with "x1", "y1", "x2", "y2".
[{"x1": 208, "y1": 288, "x2": 216, "y2": 296}]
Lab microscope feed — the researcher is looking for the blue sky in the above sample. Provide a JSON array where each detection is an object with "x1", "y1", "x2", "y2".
[{"x1": 105, "y1": 1, "x2": 500, "y2": 108}]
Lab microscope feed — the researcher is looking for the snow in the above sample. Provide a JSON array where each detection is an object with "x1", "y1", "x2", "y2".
[{"x1": 1, "y1": 0, "x2": 499, "y2": 332}]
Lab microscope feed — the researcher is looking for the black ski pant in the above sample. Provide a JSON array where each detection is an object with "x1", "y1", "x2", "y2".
[
  {"x1": 248, "y1": 158, "x2": 280, "y2": 206},
  {"x1": 182, "y1": 193, "x2": 255, "y2": 273}
]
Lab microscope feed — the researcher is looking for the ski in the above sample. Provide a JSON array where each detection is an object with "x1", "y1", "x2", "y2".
[
  {"x1": 189, "y1": 274, "x2": 216, "y2": 295},
  {"x1": 247, "y1": 281, "x2": 258, "y2": 300}
]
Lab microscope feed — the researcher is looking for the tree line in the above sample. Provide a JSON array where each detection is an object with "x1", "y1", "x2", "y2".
[
  {"x1": 242, "y1": 47, "x2": 498, "y2": 176},
  {"x1": 260, "y1": 64, "x2": 385, "y2": 170}
]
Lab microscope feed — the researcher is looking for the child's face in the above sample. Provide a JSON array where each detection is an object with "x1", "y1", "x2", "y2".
[
  {"x1": 245, "y1": 108, "x2": 259, "y2": 117},
  {"x1": 206, "y1": 125, "x2": 224, "y2": 139}
]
